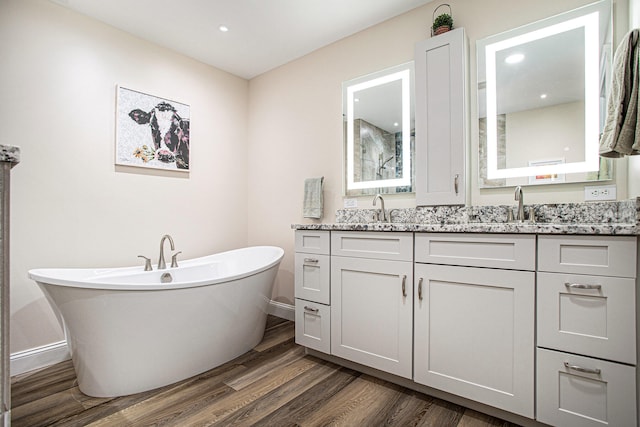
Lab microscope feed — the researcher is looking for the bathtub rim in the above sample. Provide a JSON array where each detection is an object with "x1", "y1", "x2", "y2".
[{"x1": 28, "y1": 245, "x2": 284, "y2": 291}]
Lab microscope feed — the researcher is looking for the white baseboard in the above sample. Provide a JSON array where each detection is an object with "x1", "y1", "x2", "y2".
[
  {"x1": 10, "y1": 340, "x2": 70, "y2": 376},
  {"x1": 267, "y1": 300, "x2": 295, "y2": 321}
]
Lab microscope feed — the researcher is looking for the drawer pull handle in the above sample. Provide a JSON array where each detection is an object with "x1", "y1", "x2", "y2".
[
  {"x1": 564, "y1": 283, "x2": 602, "y2": 290},
  {"x1": 564, "y1": 362, "x2": 601, "y2": 375},
  {"x1": 304, "y1": 306, "x2": 319, "y2": 313},
  {"x1": 304, "y1": 258, "x2": 319, "y2": 264},
  {"x1": 418, "y1": 277, "x2": 424, "y2": 300},
  {"x1": 401, "y1": 275, "x2": 407, "y2": 297},
  {"x1": 454, "y1": 174, "x2": 459, "y2": 195}
]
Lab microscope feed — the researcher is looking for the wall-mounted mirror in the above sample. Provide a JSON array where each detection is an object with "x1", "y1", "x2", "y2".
[
  {"x1": 343, "y1": 62, "x2": 415, "y2": 196},
  {"x1": 477, "y1": 0, "x2": 613, "y2": 188}
]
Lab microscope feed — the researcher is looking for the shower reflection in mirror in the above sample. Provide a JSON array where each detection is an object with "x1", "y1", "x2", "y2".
[{"x1": 343, "y1": 62, "x2": 415, "y2": 196}]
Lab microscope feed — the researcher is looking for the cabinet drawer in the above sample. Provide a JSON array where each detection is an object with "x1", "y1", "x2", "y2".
[
  {"x1": 415, "y1": 233, "x2": 535, "y2": 270},
  {"x1": 294, "y1": 253, "x2": 330, "y2": 304},
  {"x1": 331, "y1": 231, "x2": 413, "y2": 261},
  {"x1": 538, "y1": 272, "x2": 636, "y2": 364},
  {"x1": 295, "y1": 230, "x2": 330, "y2": 255},
  {"x1": 538, "y1": 235, "x2": 637, "y2": 278},
  {"x1": 295, "y1": 300, "x2": 330, "y2": 354},
  {"x1": 537, "y1": 348, "x2": 636, "y2": 427}
]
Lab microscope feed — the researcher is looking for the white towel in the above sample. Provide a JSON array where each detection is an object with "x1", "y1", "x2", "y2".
[
  {"x1": 600, "y1": 29, "x2": 640, "y2": 157},
  {"x1": 303, "y1": 177, "x2": 324, "y2": 219}
]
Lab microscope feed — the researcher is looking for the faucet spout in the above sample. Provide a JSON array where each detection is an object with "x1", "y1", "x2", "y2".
[
  {"x1": 373, "y1": 194, "x2": 387, "y2": 223},
  {"x1": 158, "y1": 234, "x2": 175, "y2": 270},
  {"x1": 514, "y1": 186, "x2": 525, "y2": 222}
]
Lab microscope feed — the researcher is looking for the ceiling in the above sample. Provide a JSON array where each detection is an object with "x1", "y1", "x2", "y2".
[{"x1": 50, "y1": 0, "x2": 433, "y2": 80}]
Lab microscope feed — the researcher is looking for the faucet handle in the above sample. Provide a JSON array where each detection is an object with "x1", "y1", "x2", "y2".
[
  {"x1": 138, "y1": 255, "x2": 153, "y2": 271},
  {"x1": 171, "y1": 251, "x2": 182, "y2": 268}
]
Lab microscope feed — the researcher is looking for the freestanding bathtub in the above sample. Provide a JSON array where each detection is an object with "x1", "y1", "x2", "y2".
[{"x1": 28, "y1": 246, "x2": 284, "y2": 397}]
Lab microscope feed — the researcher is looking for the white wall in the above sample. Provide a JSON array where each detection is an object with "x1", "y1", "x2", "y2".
[
  {"x1": 3, "y1": 0, "x2": 631, "y2": 355},
  {"x1": 247, "y1": 0, "x2": 619, "y2": 305},
  {"x1": 1, "y1": 0, "x2": 250, "y2": 353}
]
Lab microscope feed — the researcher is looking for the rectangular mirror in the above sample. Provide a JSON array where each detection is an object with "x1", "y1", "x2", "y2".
[
  {"x1": 343, "y1": 62, "x2": 415, "y2": 196},
  {"x1": 477, "y1": 0, "x2": 613, "y2": 187}
]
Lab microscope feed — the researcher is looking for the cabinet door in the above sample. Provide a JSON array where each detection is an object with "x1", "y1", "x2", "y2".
[
  {"x1": 537, "y1": 348, "x2": 636, "y2": 427},
  {"x1": 294, "y1": 253, "x2": 330, "y2": 304},
  {"x1": 538, "y1": 272, "x2": 636, "y2": 365},
  {"x1": 295, "y1": 299, "x2": 330, "y2": 354},
  {"x1": 415, "y1": 28, "x2": 468, "y2": 206},
  {"x1": 414, "y1": 263, "x2": 535, "y2": 418},
  {"x1": 331, "y1": 256, "x2": 413, "y2": 379}
]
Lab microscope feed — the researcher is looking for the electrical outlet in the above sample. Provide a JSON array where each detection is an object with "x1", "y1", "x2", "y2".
[
  {"x1": 584, "y1": 185, "x2": 617, "y2": 201},
  {"x1": 343, "y1": 198, "x2": 358, "y2": 208}
]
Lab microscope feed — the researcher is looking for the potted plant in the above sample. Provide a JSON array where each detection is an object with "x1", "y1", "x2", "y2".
[
  {"x1": 432, "y1": 12, "x2": 453, "y2": 35},
  {"x1": 431, "y1": 4, "x2": 453, "y2": 36}
]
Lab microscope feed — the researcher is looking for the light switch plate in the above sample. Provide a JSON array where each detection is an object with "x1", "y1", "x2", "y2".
[{"x1": 584, "y1": 185, "x2": 617, "y2": 201}]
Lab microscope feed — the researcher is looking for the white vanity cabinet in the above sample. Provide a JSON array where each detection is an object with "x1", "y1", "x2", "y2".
[
  {"x1": 330, "y1": 231, "x2": 414, "y2": 379},
  {"x1": 413, "y1": 233, "x2": 536, "y2": 418},
  {"x1": 294, "y1": 230, "x2": 331, "y2": 354},
  {"x1": 536, "y1": 235, "x2": 638, "y2": 427},
  {"x1": 414, "y1": 27, "x2": 468, "y2": 206}
]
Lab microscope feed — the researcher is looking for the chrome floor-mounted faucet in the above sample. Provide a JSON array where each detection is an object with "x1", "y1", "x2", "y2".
[{"x1": 158, "y1": 234, "x2": 175, "y2": 270}]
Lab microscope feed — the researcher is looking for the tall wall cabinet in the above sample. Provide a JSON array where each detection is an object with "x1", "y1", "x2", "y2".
[{"x1": 414, "y1": 28, "x2": 468, "y2": 206}]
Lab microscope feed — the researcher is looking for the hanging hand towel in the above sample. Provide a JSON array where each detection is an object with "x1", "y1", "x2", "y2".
[
  {"x1": 303, "y1": 177, "x2": 324, "y2": 219},
  {"x1": 600, "y1": 29, "x2": 639, "y2": 157}
]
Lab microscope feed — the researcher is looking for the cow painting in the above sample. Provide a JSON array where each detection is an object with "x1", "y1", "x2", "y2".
[{"x1": 128, "y1": 102, "x2": 190, "y2": 170}]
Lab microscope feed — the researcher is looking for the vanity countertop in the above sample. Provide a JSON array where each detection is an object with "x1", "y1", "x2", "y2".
[
  {"x1": 291, "y1": 221, "x2": 638, "y2": 235},
  {"x1": 292, "y1": 199, "x2": 640, "y2": 236}
]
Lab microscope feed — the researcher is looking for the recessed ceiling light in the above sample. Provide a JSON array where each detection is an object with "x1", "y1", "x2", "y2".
[
  {"x1": 354, "y1": 98, "x2": 360, "y2": 102},
  {"x1": 505, "y1": 53, "x2": 524, "y2": 64},
  {"x1": 540, "y1": 93, "x2": 548, "y2": 99},
  {"x1": 393, "y1": 122, "x2": 399, "y2": 127},
  {"x1": 219, "y1": 25, "x2": 229, "y2": 32}
]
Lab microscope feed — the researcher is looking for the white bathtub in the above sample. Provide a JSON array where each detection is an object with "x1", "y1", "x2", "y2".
[{"x1": 28, "y1": 246, "x2": 284, "y2": 397}]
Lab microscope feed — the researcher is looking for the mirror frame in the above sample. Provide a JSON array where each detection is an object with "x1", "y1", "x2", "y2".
[
  {"x1": 477, "y1": 0, "x2": 610, "y2": 181},
  {"x1": 343, "y1": 62, "x2": 414, "y2": 193}
]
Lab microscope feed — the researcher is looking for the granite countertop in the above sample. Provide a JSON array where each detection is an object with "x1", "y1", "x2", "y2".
[
  {"x1": 292, "y1": 199, "x2": 640, "y2": 235},
  {"x1": 291, "y1": 221, "x2": 638, "y2": 235},
  {"x1": 0, "y1": 145, "x2": 20, "y2": 165}
]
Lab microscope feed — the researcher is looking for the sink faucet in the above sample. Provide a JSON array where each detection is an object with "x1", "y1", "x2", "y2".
[
  {"x1": 158, "y1": 234, "x2": 175, "y2": 270},
  {"x1": 514, "y1": 186, "x2": 525, "y2": 222},
  {"x1": 373, "y1": 194, "x2": 387, "y2": 222}
]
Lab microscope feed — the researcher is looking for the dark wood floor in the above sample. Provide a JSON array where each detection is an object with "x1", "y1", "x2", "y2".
[{"x1": 11, "y1": 316, "x2": 519, "y2": 426}]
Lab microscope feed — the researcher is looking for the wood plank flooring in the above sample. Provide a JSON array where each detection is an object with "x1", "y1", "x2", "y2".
[{"x1": 11, "y1": 317, "x2": 520, "y2": 426}]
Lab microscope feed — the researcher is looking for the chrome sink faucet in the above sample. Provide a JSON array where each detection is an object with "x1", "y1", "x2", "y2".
[
  {"x1": 514, "y1": 186, "x2": 525, "y2": 222},
  {"x1": 373, "y1": 194, "x2": 388, "y2": 222},
  {"x1": 158, "y1": 234, "x2": 175, "y2": 270}
]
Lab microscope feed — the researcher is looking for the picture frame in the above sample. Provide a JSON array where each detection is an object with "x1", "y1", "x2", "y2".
[
  {"x1": 115, "y1": 86, "x2": 190, "y2": 171},
  {"x1": 528, "y1": 158, "x2": 565, "y2": 184}
]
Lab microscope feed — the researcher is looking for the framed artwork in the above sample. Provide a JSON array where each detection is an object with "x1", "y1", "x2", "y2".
[
  {"x1": 528, "y1": 158, "x2": 565, "y2": 184},
  {"x1": 116, "y1": 86, "x2": 190, "y2": 171}
]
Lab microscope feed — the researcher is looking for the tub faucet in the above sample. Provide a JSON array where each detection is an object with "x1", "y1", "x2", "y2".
[
  {"x1": 158, "y1": 234, "x2": 175, "y2": 270},
  {"x1": 514, "y1": 186, "x2": 525, "y2": 222},
  {"x1": 373, "y1": 194, "x2": 387, "y2": 222}
]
